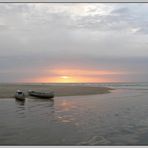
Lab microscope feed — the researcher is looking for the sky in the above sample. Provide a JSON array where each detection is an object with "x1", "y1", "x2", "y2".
[{"x1": 0, "y1": 3, "x2": 148, "y2": 83}]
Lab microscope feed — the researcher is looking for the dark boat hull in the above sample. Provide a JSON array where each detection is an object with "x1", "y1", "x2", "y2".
[
  {"x1": 15, "y1": 95, "x2": 25, "y2": 101},
  {"x1": 28, "y1": 91, "x2": 54, "y2": 99}
]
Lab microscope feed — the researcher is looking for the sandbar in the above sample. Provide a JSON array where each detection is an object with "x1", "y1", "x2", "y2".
[{"x1": 0, "y1": 83, "x2": 113, "y2": 98}]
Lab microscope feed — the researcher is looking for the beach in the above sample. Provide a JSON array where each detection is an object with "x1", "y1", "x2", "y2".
[
  {"x1": 0, "y1": 83, "x2": 148, "y2": 145},
  {"x1": 1, "y1": 2, "x2": 148, "y2": 146},
  {"x1": 0, "y1": 83, "x2": 112, "y2": 98}
]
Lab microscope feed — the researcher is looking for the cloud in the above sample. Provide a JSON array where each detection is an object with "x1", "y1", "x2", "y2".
[{"x1": 0, "y1": 3, "x2": 148, "y2": 82}]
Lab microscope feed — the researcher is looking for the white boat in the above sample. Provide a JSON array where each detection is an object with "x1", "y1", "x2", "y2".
[{"x1": 15, "y1": 90, "x2": 25, "y2": 101}]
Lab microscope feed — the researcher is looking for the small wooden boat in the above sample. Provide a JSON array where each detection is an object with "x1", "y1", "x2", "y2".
[
  {"x1": 15, "y1": 90, "x2": 25, "y2": 101},
  {"x1": 28, "y1": 90, "x2": 54, "y2": 99}
]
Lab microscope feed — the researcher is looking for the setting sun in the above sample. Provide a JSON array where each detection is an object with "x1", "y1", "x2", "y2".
[
  {"x1": 60, "y1": 76, "x2": 76, "y2": 83},
  {"x1": 61, "y1": 76, "x2": 71, "y2": 79}
]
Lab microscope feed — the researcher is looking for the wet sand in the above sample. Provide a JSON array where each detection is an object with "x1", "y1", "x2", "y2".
[{"x1": 0, "y1": 83, "x2": 112, "y2": 98}]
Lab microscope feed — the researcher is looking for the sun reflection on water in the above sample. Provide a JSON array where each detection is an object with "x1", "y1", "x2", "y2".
[
  {"x1": 60, "y1": 100, "x2": 75, "y2": 111},
  {"x1": 55, "y1": 100, "x2": 77, "y2": 123}
]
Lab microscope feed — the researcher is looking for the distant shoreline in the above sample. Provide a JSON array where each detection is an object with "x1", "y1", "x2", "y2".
[{"x1": 0, "y1": 84, "x2": 113, "y2": 98}]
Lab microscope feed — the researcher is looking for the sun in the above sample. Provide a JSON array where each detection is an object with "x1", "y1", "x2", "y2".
[
  {"x1": 60, "y1": 76, "x2": 74, "y2": 83},
  {"x1": 61, "y1": 76, "x2": 70, "y2": 79}
]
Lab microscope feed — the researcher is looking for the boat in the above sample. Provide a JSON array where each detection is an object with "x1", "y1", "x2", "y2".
[
  {"x1": 28, "y1": 90, "x2": 54, "y2": 99},
  {"x1": 15, "y1": 90, "x2": 25, "y2": 101}
]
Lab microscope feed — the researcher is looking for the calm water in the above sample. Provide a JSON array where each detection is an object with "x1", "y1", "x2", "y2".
[{"x1": 1, "y1": 83, "x2": 148, "y2": 145}]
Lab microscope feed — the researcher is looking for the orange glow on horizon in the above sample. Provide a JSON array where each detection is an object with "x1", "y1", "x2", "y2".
[
  {"x1": 23, "y1": 68, "x2": 124, "y2": 83},
  {"x1": 27, "y1": 76, "x2": 114, "y2": 83},
  {"x1": 50, "y1": 69, "x2": 122, "y2": 76}
]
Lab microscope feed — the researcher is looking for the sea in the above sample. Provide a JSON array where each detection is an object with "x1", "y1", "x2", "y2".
[
  {"x1": 0, "y1": 82, "x2": 148, "y2": 145},
  {"x1": 46, "y1": 82, "x2": 148, "y2": 89}
]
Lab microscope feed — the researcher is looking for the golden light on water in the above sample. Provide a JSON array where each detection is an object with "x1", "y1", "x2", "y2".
[{"x1": 59, "y1": 100, "x2": 74, "y2": 111}]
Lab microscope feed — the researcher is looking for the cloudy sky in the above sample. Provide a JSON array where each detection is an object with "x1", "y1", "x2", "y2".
[{"x1": 0, "y1": 3, "x2": 148, "y2": 83}]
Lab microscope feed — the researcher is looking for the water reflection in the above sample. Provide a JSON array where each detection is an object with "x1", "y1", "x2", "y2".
[
  {"x1": 15, "y1": 99, "x2": 26, "y2": 118},
  {"x1": 58, "y1": 100, "x2": 76, "y2": 111},
  {"x1": 15, "y1": 98, "x2": 55, "y2": 119},
  {"x1": 28, "y1": 98, "x2": 54, "y2": 107},
  {"x1": 15, "y1": 99, "x2": 25, "y2": 106},
  {"x1": 53, "y1": 99, "x2": 78, "y2": 124},
  {"x1": 1, "y1": 89, "x2": 148, "y2": 145},
  {"x1": 28, "y1": 96, "x2": 54, "y2": 102}
]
